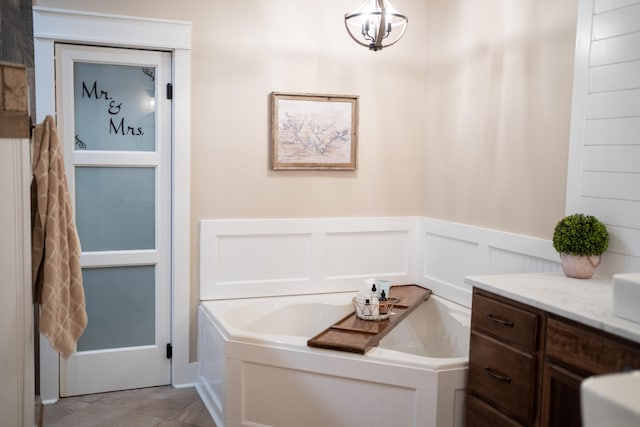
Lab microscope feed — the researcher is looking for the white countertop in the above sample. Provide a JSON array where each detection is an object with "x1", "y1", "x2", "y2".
[{"x1": 465, "y1": 272, "x2": 640, "y2": 344}]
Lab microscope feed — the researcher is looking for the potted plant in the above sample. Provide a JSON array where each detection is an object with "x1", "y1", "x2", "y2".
[{"x1": 552, "y1": 213, "x2": 609, "y2": 279}]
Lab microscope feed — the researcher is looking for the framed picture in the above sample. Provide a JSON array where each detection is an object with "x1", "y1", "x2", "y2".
[{"x1": 270, "y1": 92, "x2": 358, "y2": 170}]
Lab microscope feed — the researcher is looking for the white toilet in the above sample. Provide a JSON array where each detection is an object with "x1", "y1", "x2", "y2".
[{"x1": 581, "y1": 370, "x2": 640, "y2": 427}]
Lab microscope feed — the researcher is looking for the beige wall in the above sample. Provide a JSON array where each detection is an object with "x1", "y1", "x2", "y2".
[
  {"x1": 34, "y1": 0, "x2": 578, "y2": 359},
  {"x1": 34, "y1": 0, "x2": 428, "y2": 359},
  {"x1": 422, "y1": 0, "x2": 578, "y2": 238}
]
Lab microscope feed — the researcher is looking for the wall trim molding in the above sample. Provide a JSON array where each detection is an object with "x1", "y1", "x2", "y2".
[{"x1": 32, "y1": 7, "x2": 191, "y2": 49}]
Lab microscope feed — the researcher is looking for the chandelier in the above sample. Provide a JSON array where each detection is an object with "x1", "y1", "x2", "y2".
[{"x1": 344, "y1": 0, "x2": 408, "y2": 51}]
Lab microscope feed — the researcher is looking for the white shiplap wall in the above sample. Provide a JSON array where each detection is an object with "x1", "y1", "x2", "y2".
[{"x1": 567, "y1": 0, "x2": 640, "y2": 274}]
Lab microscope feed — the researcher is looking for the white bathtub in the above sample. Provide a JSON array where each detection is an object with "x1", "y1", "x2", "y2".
[{"x1": 197, "y1": 291, "x2": 470, "y2": 427}]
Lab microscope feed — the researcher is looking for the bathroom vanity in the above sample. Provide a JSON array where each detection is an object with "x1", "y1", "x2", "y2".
[{"x1": 465, "y1": 273, "x2": 640, "y2": 427}]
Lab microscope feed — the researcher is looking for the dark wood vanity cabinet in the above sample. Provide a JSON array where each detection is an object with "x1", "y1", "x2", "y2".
[
  {"x1": 540, "y1": 361, "x2": 584, "y2": 427},
  {"x1": 467, "y1": 290, "x2": 543, "y2": 426},
  {"x1": 541, "y1": 315, "x2": 640, "y2": 426},
  {"x1": 466, "y1": 288, "x2": 640, "y2": 427}
]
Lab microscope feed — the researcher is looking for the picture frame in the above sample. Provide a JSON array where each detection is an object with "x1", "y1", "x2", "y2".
[{"x1": 270, "y1": 92, "x2": 358, "y2": 170}]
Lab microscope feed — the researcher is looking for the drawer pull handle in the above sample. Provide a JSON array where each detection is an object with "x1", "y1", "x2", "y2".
[
  {"x1": 487, "y1": 314, "x2": 514, "y2": 327},
  {"x1": 484, "y1": 367, "x2": 512, "y2": 384}
]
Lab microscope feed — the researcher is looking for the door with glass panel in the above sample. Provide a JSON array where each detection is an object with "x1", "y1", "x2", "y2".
[{"x1": 55, "y1": 44, "x2": 172, "y2": 396}]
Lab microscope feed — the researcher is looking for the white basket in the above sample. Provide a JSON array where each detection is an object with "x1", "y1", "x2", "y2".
[{"x1": 352, "y1": 297, "x2": 396, "y2": 321}]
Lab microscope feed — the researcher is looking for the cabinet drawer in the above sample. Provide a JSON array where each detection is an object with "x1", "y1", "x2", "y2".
[
  {"x1": 546, "y1": 316, "x2": 640, "y2": 375},
  {"x1": 468, "y1": 331, "x2": 537, "y2": 423},
  {"x1": 472, "y1": 292, "x2": 538, "y2": 353},
  {"x1": 466, "y1": 394, "x2": 523, "y2": 427}
]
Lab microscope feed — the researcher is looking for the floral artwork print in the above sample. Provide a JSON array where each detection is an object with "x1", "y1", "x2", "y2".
[{"x1": 271, "y1": 93, "x2": 358, "y2": 170}]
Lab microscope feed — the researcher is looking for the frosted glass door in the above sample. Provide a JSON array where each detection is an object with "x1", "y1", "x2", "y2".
[
  {"x1": 73, "y1": 62, "x2": 156, "y2": 152},
  {"x1": 56, "y1": 44, "x2": 172, "y2": 396},
  {"x1": 78, "y1": 266, "x2": 155, "y2": 351},
  {"x1": 74, "y1": 62, "x2": 158, "y2": 351},
  {"x1": 75, "y1": 167, "x2": 155, "y2": 252}
]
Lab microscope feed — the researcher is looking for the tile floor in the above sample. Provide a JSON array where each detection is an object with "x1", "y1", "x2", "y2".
[{"x1": 42, "y1": 386, "x2": 217, "y2": 427}]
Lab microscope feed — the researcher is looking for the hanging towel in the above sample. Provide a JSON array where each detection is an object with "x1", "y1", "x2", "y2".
[{"x1": 31, "y1": 115, "x2": 87, "y2": 360}]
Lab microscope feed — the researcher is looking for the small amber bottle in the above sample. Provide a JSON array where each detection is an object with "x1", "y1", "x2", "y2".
[{"x1": 378, "y1": 289, "x2": 389, "y2": 315}]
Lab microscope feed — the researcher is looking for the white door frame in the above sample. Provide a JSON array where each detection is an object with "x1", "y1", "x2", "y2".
[{"x1": 33, "y1": 6, "x2": 194, "y2": 402}]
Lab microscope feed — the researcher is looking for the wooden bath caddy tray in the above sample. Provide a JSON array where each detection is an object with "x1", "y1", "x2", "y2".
[{"x1": 307, "y1": 284, "x2": 432, "y2": 354}]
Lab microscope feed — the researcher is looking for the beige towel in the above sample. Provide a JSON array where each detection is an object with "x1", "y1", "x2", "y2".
[{"x1": 31, "y1": 115, "x2": 87, "y2": 360}]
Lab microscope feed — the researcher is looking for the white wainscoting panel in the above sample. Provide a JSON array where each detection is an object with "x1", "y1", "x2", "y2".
[
  {"x1": 216, "y1": 234, "x2": 312, "y2": 283},
  {"x1": 489, "y1": 248, "x2": 561, "y2": 276},
  {"x1": 201, "y1": 216, "x2": 640, "y2": 309},
  {"x1": 422, "y1": 232, "x2": 480, "y2": 305},
  {"x1": 419, "y1": 218, "x2": 561, "y2": 307},
  {"x1": 234, "y1": 362, "x2": 417, "y2": 427},
  {"x1": 325, "y1": 230, "x2": 411, "y2": 278},
  {"x1": 201, "y1": 217, "x2": 567, "y2": 306},
  {"x1": 200, "y1": 217, "x2": 419, "y2": 300}
]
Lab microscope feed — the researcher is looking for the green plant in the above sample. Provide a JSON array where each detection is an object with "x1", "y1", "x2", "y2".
[{"x1": 552, "y1": 213, "x2": 609, "y2": 256}]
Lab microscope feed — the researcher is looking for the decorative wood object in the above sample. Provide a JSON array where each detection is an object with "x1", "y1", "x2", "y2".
[
  {"x1": 0, "y1": 0, "x2": 35, "y2": 118},
  {"x1": 307, "y1": 284, "x2": 431, "y2": 354},
  {"x1": 0, "y1": 62, "x2": 30, "y2": 138}
]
